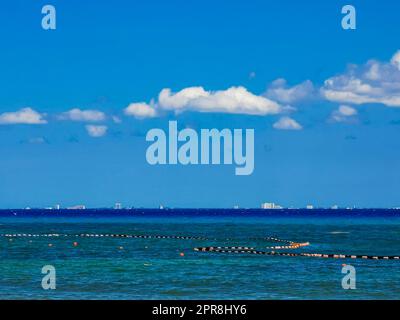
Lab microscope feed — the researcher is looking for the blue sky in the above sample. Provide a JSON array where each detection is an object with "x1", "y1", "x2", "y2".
[{"x1": 1, "y1": 0, "x2": 400, "y2": 208}]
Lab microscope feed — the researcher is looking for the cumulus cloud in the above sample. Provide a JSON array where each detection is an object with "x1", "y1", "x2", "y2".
[
  {"x1": 124, "y1": 101, "x2": 157, "y2": 119},
  {"x1": 391, "y1": 50, "x2": 400, "y2": 70},
  {"x1": 85, "y1": 125, "x2": 108, "y2": 137},
  {"x1": 124, "y1": 86, "x2": 282, "y2": 118},
  {"x1": 273, "y1": 116, "x2": 302, "y2": 130},
  {"x1": 265, "y1": 79, "x2": 315, "y2": 104},
  {"x1": 330, "y1": 105, "x2": 358, "y2": 123},
  {"x1": 321, "y1": 50, "x2": 400, "y2": 107},
  {"x1": 0, "y1": 108, "x2": 47, "y2": 125},
  {"x1": 58, "y1": 108, "x2": 106, "y2": 122},
  {"x1": 158, "y1": 86, "x2": 282, "y2": 115}
]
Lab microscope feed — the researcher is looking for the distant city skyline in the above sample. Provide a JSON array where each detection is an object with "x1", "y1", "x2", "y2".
[
  {"x1": 15, "y1": 201, "x2": 400, "y2": 210},
  {"x1": 1, "y1": 1, "x2": 400, "y2": 208}
]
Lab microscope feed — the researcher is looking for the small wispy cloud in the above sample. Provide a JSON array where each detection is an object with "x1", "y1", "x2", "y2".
[
  {"x1": 265, "y1": 79, "x2": 316, "y2": 104},
  {"x1": 85, "y1": 125, "x2": 108, "y2": 137},
  {"x1": 330, "y1": 105, "x2": 358, "y2": 123},
  {"x1": 58, "y1": 108, "x2": 106, "y2": 122},
  {"x1": 112, "y1": 115, "x2": 122, "y2": 123},
  {"x1": 124, "y1": 101, "x2": 157, "y2": 119},
  {"x1": 0, "y1": 108, "x2": 47, "y2": 125},
  {"x1": 20, "y1": 137, "x2": 49, "y2": 144},
  {"x1": 273, "y1": 116, "x2": 302, "y2": 130}
]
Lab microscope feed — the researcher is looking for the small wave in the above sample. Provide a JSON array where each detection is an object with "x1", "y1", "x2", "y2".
[{"x1": 329, "y1": 231, "x2": 350, "y2": 234}]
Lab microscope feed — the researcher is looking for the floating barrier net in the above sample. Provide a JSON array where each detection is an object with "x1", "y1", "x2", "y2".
[{"x1": 1, "y1": 233, "x2": 399, "y2": 260}]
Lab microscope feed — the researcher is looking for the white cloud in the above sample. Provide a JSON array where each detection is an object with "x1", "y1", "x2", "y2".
[
  {"x1": 391, "y1": 50, "x2": 400, "y2": 70},
  {"x1": 330, "y1": 105, "x2": 358, "y2": 123},
  {"x1": 158, "y1": 86, "x2": 282, "y2": 115},
  {"x1": 0, "y1": 108, "x2": 47, "y2": 125},
  {"x1": 273, "y1": 116, "x2": 302, "y2": 130},
  {"x1": 321, "y1": 50, "x2": 400, "y2": 107},
  {"x1": 265, "y1": 79, "x2": 315, "y2": 104},
  {"x1": 338, "y1": 105, "x2": 357, "y2": 116},
  {"x1": 85, "y1": 125, "x2": 108, "y2": 137},
  {"x1": 124, "y1": 102, "x2": 157, "y2": 119},
  {"x1": 59, "y1": 108, "x2": 106, "y2": 122}
]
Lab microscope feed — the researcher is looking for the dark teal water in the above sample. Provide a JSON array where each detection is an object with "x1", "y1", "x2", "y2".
[{"x1": 0, "y1": 210, "x2": 399, "y2": 299}]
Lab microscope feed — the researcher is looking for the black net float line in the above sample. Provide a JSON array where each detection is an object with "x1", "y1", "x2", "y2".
[
  {"x1": 0, "y1": 233, "x2": 300, "y2": 243},
  {"x1": 0, "y1": 233, "x2": 319, "y2": 253},
  {"x1": 193, "y1": 246, "x2": 256, "y2": 251},
  {"x1": 0, "y1": 233, "x2": 270, "y2": 250},
  {"x1": 194, "y1": 247, "x2": 400, "y2": 260},
  {"x1": 2, "y1": 233, "x2": 399, "y2": 260},
  {"x1": 265, "y1": 242, "x2": 311, "y2": 250},
  {"x1": 264, "y1": 245, "x2": 303, "y2": 250},
  {"x1": 263, "y1": 237, "x2": 295, "y2": 244},
  {"x1": 0, "y1": 233, "x2": 211, "y2": 240}
]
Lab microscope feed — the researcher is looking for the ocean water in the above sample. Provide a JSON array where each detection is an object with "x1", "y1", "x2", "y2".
[{"x1": 0, "y1": 209, "x2": 399, "y2": 300}]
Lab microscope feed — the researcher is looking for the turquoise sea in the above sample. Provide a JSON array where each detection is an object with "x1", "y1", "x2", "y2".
[{"x1": 0, "y1": 209, "x2": 399, "y2": 300}]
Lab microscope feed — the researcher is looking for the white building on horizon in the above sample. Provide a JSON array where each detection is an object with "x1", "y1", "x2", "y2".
[
  {"x1": 114, "y1": 202, "x2": 122, "y2": 210},
  {"x1": 67, "y1": 205, "x2": 86, "y2": 210},
  {"x1": 261, "y1": 202, "x2": 283, "y2": 209}
]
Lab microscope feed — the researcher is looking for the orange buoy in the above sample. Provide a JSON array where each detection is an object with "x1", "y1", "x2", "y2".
[
  {"x1": 179, "y1": 252, "x2": 185, "y2": 257},
  {"x1": 73, "y1": 242, "x2": 78, "y2": 247}
]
